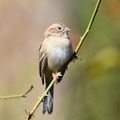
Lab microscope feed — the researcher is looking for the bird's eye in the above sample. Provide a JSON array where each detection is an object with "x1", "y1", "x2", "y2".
[{"x1": 57, "y1": 26, "x2": 62, "y2": 30}]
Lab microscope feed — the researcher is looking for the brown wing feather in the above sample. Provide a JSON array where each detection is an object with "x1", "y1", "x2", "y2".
[{"x1": 39, "y1": 43, "x2": 47, "y2": 85}]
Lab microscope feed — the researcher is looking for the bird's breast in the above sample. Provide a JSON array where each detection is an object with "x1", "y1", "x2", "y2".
[{"x1": 45, "y1": 36, "x2": 73, "y2": 72}]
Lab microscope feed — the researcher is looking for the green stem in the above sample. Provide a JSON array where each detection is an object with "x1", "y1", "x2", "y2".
[
  {"x1": 75, "y1": 0, "x2": 101, "y2": 54},
  {"x1": 26, "y1": 79, "x2": 56, "y2": 120},
  {"x1": 0, "y1": 94, "x2": 26, "y2": 99},
  {"x1": 0, "y1": 85, "x2": 33, "y2": 100}
]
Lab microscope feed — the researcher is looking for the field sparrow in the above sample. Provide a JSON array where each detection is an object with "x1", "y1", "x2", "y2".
[{"x1": 39, "y1": 23, "x2": 73, "y2": 114}]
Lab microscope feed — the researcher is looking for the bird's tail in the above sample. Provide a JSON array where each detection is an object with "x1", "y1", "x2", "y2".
[{"x1": 43, "y1": 81, "x2": 54, "y2": 114}]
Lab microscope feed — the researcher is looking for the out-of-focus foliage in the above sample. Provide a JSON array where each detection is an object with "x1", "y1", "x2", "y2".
[
  {"x1": 65, "y1": 0, "x2": 120, "y2": 120},
  {"x1": 0, "y1": 0, "x2": 119, "y2": 120}
]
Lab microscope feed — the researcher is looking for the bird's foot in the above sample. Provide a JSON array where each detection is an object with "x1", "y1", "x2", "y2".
[{"x1": 52, "y1": 72, "x2": 62, "y2": 83}]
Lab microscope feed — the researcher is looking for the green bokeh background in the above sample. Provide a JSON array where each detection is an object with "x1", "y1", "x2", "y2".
[{"x1": 0, "y1": 0, "x2": 120, "y2": 120}]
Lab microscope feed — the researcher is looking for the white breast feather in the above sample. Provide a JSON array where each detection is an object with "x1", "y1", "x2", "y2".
[{"x1": 45, "y1": 36, "x2": 72, "y2": 71}]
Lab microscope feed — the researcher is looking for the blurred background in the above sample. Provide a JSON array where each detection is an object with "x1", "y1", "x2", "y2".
[{"x1": 0, "y1": 0, "x2": 120, "y2": 120}]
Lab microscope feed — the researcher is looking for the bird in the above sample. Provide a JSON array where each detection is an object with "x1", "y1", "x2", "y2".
[{"x1": 38, "y1": 23, "x2": 73, "y2": 114}]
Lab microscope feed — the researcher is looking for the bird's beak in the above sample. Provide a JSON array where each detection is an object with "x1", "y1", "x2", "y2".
[{"x1": 65, "y1": 27, "x2": 71, "y2": 32}]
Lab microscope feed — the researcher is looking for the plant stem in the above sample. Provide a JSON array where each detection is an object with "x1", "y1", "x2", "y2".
[
  {"x1": 0, "y1": 85, "x2": 33, "y2": 99},
  {"x1": 26, "y1": 79, "x2": 56, "y2": 120},
  {"x1": 75, "y1": 0, "x2": 102, "y2": 54}
]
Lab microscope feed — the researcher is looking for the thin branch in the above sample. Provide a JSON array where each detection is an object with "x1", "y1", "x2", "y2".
[
  {"x1": 26, "y1": 0, "x2": 102, "y2": 119},
  {"x1": 75, "y1": 0, "x2": 102, "y2": 54},
  {"x1": 26, "y1": 78, "x2": 57, "y2": 120},
  {"x1": 0, "y1": 85, "x2": 33, "y2": 100}
]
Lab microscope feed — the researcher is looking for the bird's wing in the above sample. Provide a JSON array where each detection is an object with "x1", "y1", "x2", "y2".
[{"x1": 38, "y1": 42, "x2": 48, "y2": 85}]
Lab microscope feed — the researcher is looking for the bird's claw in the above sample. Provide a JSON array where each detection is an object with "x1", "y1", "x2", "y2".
[{"x1": 52, "y1": 72, "x2": 62, "y2": 83}]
